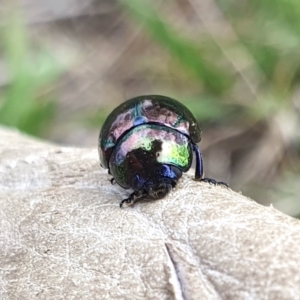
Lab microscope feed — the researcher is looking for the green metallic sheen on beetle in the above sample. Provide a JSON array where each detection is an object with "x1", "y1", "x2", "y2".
[
  {"x1": 98, "y1": 95, "x2": 225, "y2": 207},
  {"x1": 110, "y1": 124, "x2": 193, "y2": 189}
]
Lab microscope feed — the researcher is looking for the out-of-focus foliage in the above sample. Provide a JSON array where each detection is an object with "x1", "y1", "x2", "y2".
[
  {"x1": 121, "y1": 0, "x2": 233, "y2": 93},
  {"x1": 0, "y1": 8, "x2": 63, "y2": 136}
]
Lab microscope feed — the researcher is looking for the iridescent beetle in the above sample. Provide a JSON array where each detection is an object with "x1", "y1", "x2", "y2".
[{"x1": 99, "y1": 95, "x2": 226, "y2": 207}]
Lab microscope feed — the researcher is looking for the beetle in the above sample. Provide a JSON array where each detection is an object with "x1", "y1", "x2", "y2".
[{"x1": 98, "y1": 95, "x2": 227, "y2": 207}]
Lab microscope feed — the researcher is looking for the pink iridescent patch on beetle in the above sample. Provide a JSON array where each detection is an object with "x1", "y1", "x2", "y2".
[
  {"x1": 106, "y1": 99, "x2": 190, "y2": 149},
  {"x1": 113, "y1": 125, "x2": 191, "y2": 169}
]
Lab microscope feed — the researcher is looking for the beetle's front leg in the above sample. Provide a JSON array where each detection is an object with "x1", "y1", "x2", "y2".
[{"x1": 119, "y1": 190, "x2": 144, "y2": 208}]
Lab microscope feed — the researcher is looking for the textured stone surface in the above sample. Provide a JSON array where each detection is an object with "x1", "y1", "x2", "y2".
[{"x1": 0, "y1": 127, "x2": 300, "y2": 299}]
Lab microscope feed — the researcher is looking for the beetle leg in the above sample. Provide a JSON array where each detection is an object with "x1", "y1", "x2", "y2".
[
  {"x1": 217, "y1": 181, "x2": 229, "y2": 187},
  {"x1": 108, "y1": 167, "x2": 116, "y2": 184},
  {"x1": 192, "y1": 144, "x2": 203, "y2": 180},
  {"x1": 201, "y1": 177, "x2": 228, "y2": 187},
  {"x1": 171, "y1": 180, "x2": 177, "y2": 188},
  {"x1": 193, "y1": 144, "x2": 228, "y2": 186},
  {"x1": 119, "y1": 190, "x2": 143, "y2": 208},
  {"x1": 202, "y1": 177, "x2": 216, "y2": 184},
  {"x1": 119, "y1": 197, "x2": 133, "y2": 208}
]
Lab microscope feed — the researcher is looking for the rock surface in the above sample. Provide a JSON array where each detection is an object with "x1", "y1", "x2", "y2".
[{"x1": 0, "y1": 127, "x2": 300, "y2": 300}]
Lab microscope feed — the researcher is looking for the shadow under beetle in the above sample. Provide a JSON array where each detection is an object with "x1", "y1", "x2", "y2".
[{"x1": 98, "y1": 95, "x2": 227, "y2": 207}]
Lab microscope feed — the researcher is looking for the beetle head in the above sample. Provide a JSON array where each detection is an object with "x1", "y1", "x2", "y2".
[{"x1": 130, "y1": 164, "x2": 182, "y2": 200}]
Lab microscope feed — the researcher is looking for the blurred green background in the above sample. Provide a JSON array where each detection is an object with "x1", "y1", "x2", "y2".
[{"x1": 0, "y1": 0, "x2": 299, "y2": 216}]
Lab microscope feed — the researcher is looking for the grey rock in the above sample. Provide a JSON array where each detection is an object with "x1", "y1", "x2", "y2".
[{"x1": 0, "y1": 127, "x2": 300, "y2": 299}]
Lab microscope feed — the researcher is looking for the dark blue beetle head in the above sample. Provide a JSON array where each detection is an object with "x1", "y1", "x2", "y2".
[{"x1": 130, "y1": 164, "x2": 182, "y2": 200}]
